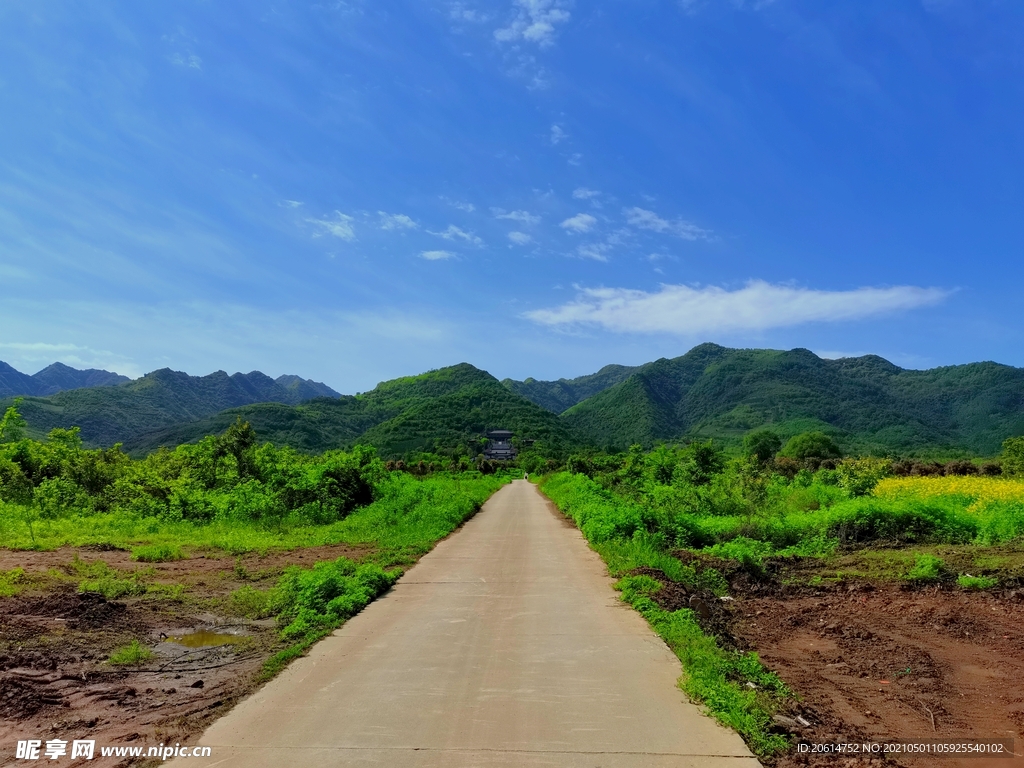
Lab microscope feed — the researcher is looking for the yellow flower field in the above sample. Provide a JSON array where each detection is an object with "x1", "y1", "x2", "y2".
[{"x1": 874, "y1": 476, "x2": 1024, "y2": 513}]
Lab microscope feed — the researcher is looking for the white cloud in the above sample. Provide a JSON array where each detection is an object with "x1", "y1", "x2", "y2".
[
  {"x1": 280, "y1": 200, "x2": 304, "y2": 208},
  {"x1": 572, "y1": 187, "x2": 600, "y2": 200},
  {"x1": 508, "y1": 231, "x2": 533, "y2": 245},
  {"x1": 307, "y1": 212, "x2": 356, "y2": 241},
  {"x1": 494, "y1": 0, "x2": 571, "y2": 47},
  {"x1": 428, "y1": 225, "x2": 484, "y2": 246},
  {"x1": 441, "y1": 197, "x2": 476, "y2": 212},
  {"x1": 525, "y1": 281, "x2": 950, "y2": 334},
  {"x1": 550, "y1": 124, "x2": 568, "y2": 145},
  {"x1": 420, "y1": 250, "x2": 455, "y2": 261},
  {"x1": 575, "y1": 243, "x2": 611, "y2": 262},
  {"x1": 625, "y1": 207, "x2": 713, "y2": 241},
  {"x1": 378, "y1": 211, "x2": 418, "y2": 230},
  {"x1": 560, "y1": 213, "x2": 597, "y2": 233},
  {"x1": 567, "y1": 153, "x2": 582, "y2": 166},
  {"x1": 493, "y1": 208, "x2": 541, "y2": 225}
]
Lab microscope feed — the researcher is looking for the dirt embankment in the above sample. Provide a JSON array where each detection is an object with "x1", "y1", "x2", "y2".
[
  {"x1": 643, "y1": 553, "x2": 1024, "y2": 768},
  {"x1": 0, "y1": 544, "x2": 368, "y2": 766}
]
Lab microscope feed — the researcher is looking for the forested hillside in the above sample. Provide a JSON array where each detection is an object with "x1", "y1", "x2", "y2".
[
  {"x1": 2, "y1": 367, "x2": 339, "y2": 446},
  {"x1": 125, "y1": 364, "x2": 574, "y2": 458},
  {"x1": 561, "y1": 344, "x2": 1024, "y2": 455},
  {"x1": 0, "y1": 361, "x2": 128, "y2": 397},
  {"x1": 500, "y1": 364, "x2": 637, "y2": 413}
]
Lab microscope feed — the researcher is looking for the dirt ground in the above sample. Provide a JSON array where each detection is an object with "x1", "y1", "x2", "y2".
[
  {"x1": 647, "y1": 551, "x2": 1024, "y2": 768},
  {"x1": 0, "y1": 544, "x2": 369, "y2": 767}
]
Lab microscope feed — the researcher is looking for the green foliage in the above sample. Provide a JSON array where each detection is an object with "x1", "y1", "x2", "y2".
[
  {"x1": 1002, "y1": 436, "x2": 1024, "y2": 477},
  {"x1": 744, "y1": 429, "x2": 781, "y2": 465},
  {"x1": 108, "y1": 640, "x2": 154, "y2": 665},
  {"x1": 834, "y1": 457, "x2": 892, "y2": 497},
  {"x1": 957, "y1": 574, "x2": 998, "y2": 590},
  {"x1": 906, "y1": 553, "x2": 948, "y2": 582},
  {"x1": 780, "y1": 431, "x2": 841, "y2": 461},
  {"x1": 0, "y1": 398, "x2": 27, "y2": 442},
  {"x1": 229, "y1": 585, "x2": 281, "y2": 619},
  {"x1": 0, "y1": 567, "x2": 25, "y2": 597},
  {"x1": 275, "y1": 557, "x2": 397, "y2": 639}
]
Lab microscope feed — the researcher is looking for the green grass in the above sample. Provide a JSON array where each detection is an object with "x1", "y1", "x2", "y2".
[
  {"x1": 131, "y1": 544, "x2": 184, "y2": 562},
  {"x1": 957, "y1": 574, "x2": 998, "y2": 590},
  {"x1": 0, "y1": 567, "x2": 25, "y2": 597},
  {"x1": 906, "y1": 553, "x2": 948, "y2": 582},
  {"x1": 108, "y1": 640, "x2": 154, "y2": 665}
]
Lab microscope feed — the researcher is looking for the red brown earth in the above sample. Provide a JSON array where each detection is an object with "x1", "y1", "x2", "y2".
[
  {"x1": 0, "y1": 544, "x2": 370, "y2": 767},
  {"x1": 643, "y1": 553, "x2": 1024, "y2": 768}
]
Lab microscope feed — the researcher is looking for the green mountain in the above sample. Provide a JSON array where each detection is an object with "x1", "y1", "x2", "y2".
[
  {"x1": 125, "y1": 364, "x2": 575, "y2": 458},
  {"x1": 0, "y1": 361, "x2": 129, "y2": 397},
  {"x1": 501, "y1": 363, "x2": 638, "y2": 413},
  {"x1": 3, "y1": 367, "x2": 340, "y2": 447},
  {"x1": 561, "y1": 344, "x2": 1024, "y2": 455}
]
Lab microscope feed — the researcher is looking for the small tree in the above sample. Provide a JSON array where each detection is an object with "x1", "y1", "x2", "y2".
[
  {"x1": 743, "y1": 429, "x2": 781, "y2": 466},
  {"x1": 0, "y1": 398, "x2": 27, "y2": 443},
  {"x1": 1002, "y1": 436, "x2": 1024, "y2": 477},
  {"x1": 780, "y1": 431, "x2": 841, "y2": 462}
]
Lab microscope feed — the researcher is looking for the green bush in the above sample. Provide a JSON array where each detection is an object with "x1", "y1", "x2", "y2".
[
  {"x1": 957, "y1": 574, "x2": 997, "y2": 590},
  {"x1": 229, "y1": 585, "x2": 281, "y2": 619},
  {"x1": 0, "y1": 567, "x2": 25, "y2": 597},
  {"x1": 906, "y1": 553, "x2": 947, "y2": 582}
]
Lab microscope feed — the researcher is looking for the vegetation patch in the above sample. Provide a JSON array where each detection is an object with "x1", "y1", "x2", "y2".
[{"x1": 107, "y1": 639, "x2": 154, "y2": 665}]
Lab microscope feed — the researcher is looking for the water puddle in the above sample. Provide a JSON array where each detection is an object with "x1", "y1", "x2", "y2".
[{"x1": 164, "y1": 630, "x2": 244, "y2": 648}]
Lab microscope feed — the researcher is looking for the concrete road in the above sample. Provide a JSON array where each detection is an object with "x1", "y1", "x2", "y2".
[{"x1": 174, "y1": 480, "x2": 760, "y2": 768}]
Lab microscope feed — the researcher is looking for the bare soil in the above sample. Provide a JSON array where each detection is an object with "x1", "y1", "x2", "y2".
[
  {"x1": 0, "y1": 544, "x2": 370, "y2": 766},
  {"x1": 649, "y1": 551, "x2": 1024, "y2": 768}
]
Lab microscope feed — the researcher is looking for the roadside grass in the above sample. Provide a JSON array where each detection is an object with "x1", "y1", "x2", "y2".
[
  {"x1": 539, "y1": 472, "x2": 792, "y2": 758},
  {"x1": 132, "y1": 544, "x2": 185, "y2": 562}
]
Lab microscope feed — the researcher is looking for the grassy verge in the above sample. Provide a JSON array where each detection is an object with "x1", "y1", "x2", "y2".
[{"x1": 539, "y1": 472, "x2": 792, "y2": 758}]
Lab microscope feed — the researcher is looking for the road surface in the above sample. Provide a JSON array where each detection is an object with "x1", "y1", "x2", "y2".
[{"x1": 174, "y1": 480, "x2": 760, "y2": 767}]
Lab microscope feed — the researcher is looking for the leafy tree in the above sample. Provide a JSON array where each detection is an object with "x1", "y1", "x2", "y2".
[
  {"x1": 678, "y1": 440, "x2": 725, "y2": 486},
  {"x1": 743, "y1": 429, "x2": 781, "y2": 466},
  {"x1": 780, "y1": 431, "x2": 841, "y2": 461},
  {"x1": 1002, "y1": 436, "x2": 1024, "y2": 477},
  {"x1": 0, "y1": 398, "x2": 27, "y2": 442}
]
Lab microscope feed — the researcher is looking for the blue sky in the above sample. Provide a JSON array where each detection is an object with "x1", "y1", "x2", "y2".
[{"x1": 1, "y1": 0, "x2": 1022, "y2": 391}]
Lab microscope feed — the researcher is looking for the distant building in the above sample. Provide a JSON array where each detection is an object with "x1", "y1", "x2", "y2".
[{"x1": 483, "y1": 429, "x2": 517, "y2": 461}]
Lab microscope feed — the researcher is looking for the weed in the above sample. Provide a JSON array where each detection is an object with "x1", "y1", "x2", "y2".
[
  {"x1": 108, "y1": 640, "x2": 153, "y2": 665},
  {"x1": 957, "y1": 574, "x2": 998, "y2": 590},
  {"x1": 0, "y1": 567, "x2": 25, "y2": 597},
  {"x1": 229, "y1": 585, "x2": 280, "y2": 619},
  {"x1": 132, "y1": 544, "x2": 184, "y2": 563}
]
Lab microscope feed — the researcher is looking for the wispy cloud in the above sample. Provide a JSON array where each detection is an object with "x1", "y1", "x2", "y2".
[
  {"x1": 624, "y1": 207, "x2": 713, "y2": 241},
  {"x1": 420, "y1": 249, "x2": 455, "y2": 261},
  {"x1": 441, "y1": 197, "x2": 475, "y2": 212},
  {"x1": 525, "y1": 281, "x2": 950, "y2": 334},
  {"x1": 428, "y1": 224, "x2": 484, "y2": 246},
  {"x1": 575, "y1": 243, "x2": 611, "y2": 262},
  {"x1": 560, "y1": 213, "x2": 597, "y2": 233},
  {"x1": 508, "y1": 231, "x2": 533, "y2": 245},
  {"x1": 307, "y1": 212, "x2": 356, "y2": 240},
  {"x1": 378, "y1": 211, "x2": 418, "y2": 230},
  {"x1": 280, "y1": 200, "x2": 304, "y2": 208},
  {"x1": 493, "y1": 208, "x2": 540, "y2": 225},
  {"x1": 494, "y1": 0, "x2": 571, "y2": 47},
  {"x1": 450, "y1": 2, "x2": 488, "y2": 22},
  {"x1": 572, "y1": 187, "x2": 600, "y2": 200},
  {"x1": 550, "y1": 124, "x2": 568, "y2": 145}
]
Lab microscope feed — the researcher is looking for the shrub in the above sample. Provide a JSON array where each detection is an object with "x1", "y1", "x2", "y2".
[
  {"x1": 906, "y1": 553, "x2": 947, "y2": 582},
  {"x1": 780, "y1": 432, "x2": 841, "y2": 462},
  {"x1": 229, "y1": 585, "x2": 281, "y2": 619},
  {"x1": 957, "y1": 574, "x2": 998, "y2": 590}
]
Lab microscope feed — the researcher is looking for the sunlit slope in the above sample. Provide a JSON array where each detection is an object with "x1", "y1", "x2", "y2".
[
  {"x1": 561, "y1": 344, "x2": 1024, "y2": 455},
  {"x1": 500, "y1": 363, "x2": 638, "y2": 414},
  {"x1": 125, "y1": 364, "x2": 575, "y2": 457}
]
